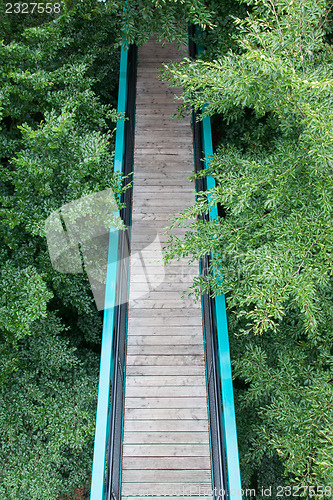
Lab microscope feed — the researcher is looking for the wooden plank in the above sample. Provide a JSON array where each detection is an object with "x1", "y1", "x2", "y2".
[
  {"x1": 127, "y1": 284, "x2": 198, "y2": 292},
  {"x1": 122, "y1": 470, "x2": 211, "y2": 483},
  {"x1": 132, "y1": 165, "x2": 193, "y2": 173},
  {"x1": 130, "y1": 238, "x2": 184, "y2": 248},
  {"x1": 138, "y1": 55, "x2": 184, "y2": 60},
  {"x1": 134, "y1": 140, "x2": 193, "y2": 148},
  {"x1": 136, "y1": 67, "x2": 178, "y2": 74},
  {"x1": 136, "y1": 88, "x2": 180, "y2": 94},
  {"x1": 133, "y1": 154, "x2": 193, "y2": 162},
  {"x1": 135, "y1": 138, "x2": 192, "y2": 145},
  {"x1": 122, "y1": 418, "x2": 208, "y2": 432},
  {"x1": 134, "y1": 113, "x2": 187, "y2": 120},
  {"x1": 126, "y1": 355, "x2": 205, "y2": 367},
  {"x1": 131, "y1": 214, "x2": 187, "y2": 221},
  {"x1": 129, "y1": 269, "x2": 197, "y2": 281},
  {"x1": 121, "y1": 485, "x2": 213, "y2": 497},
  {"x1": 127, "y1": 306, "x2": 201, "y2": 316},
  {"x1": 126, "y1": 345, "x2": 204, "y2": 356},
  {"x1": 135, "y1": 109, "x2": 186, "y2": 115},
  {"x1": 128, "y1": 244, "x2": 184, "y2": 253},
  {"x1": 137, "y1": 57, "x2": 184, "y2": 64},
  {"x1": 124, "y1": 429, "x2": 209, "y2": 446},
  {"x1": 129, "y1": 301, "x2": 200, "y2": 310},
  {"x1": 131, "y1": 209, "x2": 192, "y2": 216},
  {"x1": 129, "y1": 236, "x2": 191, "y2": 245},
  {"x1": 135, "y1": 104, "x2": 185, "y2": 111},
  {"x1": 135, "y1": 107, "x2": 182, "y2": 112},
  {"x1": 134, "y1": 118, "x2": 189, "y2": 125},
  {"x1": 135, "y1": 112, "x2": 189, "y2": 118},
  {"x1": 125, "y1": 365, "x2": 204, "y2": 376},
  {"x1": 128, "y1": 290, "x2": 196, "y2": 300},
  {"x1": 131, "y1": 211, "x2": 190, "y2": 218},
  {"x1": 130, "y1": 228, "x2": 186, "y2": 237},
  {"x1": 129, "y1": 271, "x2": 196, "y2": 282},
  {"x1": 135, "y1": 100, "x2": 185, "y2": 106},
  {"x1": 135, "y1": 115, "x2": 184, "y2": 120},
  {"x1": 122, "y1": 444, "x2": 210, "y2": 457},
  {"x1": 133, "y1": 171, "x2": 192, "y2": 179},
  {"x1": 128, "y1": 273, "x2": 196, "y2": 285},
  {"x1": 124, "y1": 397, "x2": 207, "y2": 409},
  {"x1": 127, "y1": 245, "x2": 187, "y2": 254},
  {"x1": 135, "y1": 126, "x2": 192, "y2": 133},
  {"x1": 135, "y1": 101, "x2": 186, "y2": 108},
  {"x1": 130, "y1": 217, "x2": 181, "y2": 223},
  {"x1": 127, "y1": 290, "x2": 195, "y2": 304},
  {"x1": 134, "y1": 141, "x2": 192, "y2": 148},
  {"x1": 126, "y1": 335, "x2": 203, "y2": 346},
  {"x1": 134, "y1": 128, "x2": 189, "y2": 136},
  {"x1": 127, "y1": 326, "x2": 202, "y2": 335},
  {"x1": 125, "y1": 376, "x2": 206, "y2": 388},
  {"x1": 130, "y1": 251, "x2": 192, "y2": 261},
  {"x1": 129, "y1": 280, "x2": 194, "y2": 290},
  {"x1": 128, "y1": 267, "x2": 195, "y2": 278},
  {"x1": 129, "y1": 261, "x2": 195, "y2": 271},
  {"x1": 127, "y1": 280, "x2": 195, "y2": 291},
  {"x1": 134, "y1": 121, "x2": 189, "y2": 128},
  {"x1": 137, "y1": 54, "x2": 184, "y2": 60},
  {"x1": 129, "y1": 221, "x2": 191, "y2": 230},
  {"x1": 132, "y1": 170, "x2": 192, "y2": 177},
  {"x1": 130, "y1": 227, "x2": 193, "y2": 236},
  {"x1": 135, "y1": 95, "x2": 183, "y2": 103},
  {"x1": 135, "y1": 107, "x2": 184, "y2": 113},
  {"x1": 135, "y1": 107, "x2": 187, "y2": 113},
  {"x1": 135, "y1": 83, "x2": 182, "y2": 89},
  {"x1": 122, "y1": 456, "x2": 211, "y2": 470},
  {"x1": 133, "y1": 166, "x2": 193, "y2": 173},
  {"x1": 137, "y1": 55, "x2": 184, "y2": 61},
  {"x1": 134, "y1": 122, "x2": 188, "y2": 127},
  {"x1": 131, "y1": 202, "x2": 193, "y2": 209},
  {"x1": 130, "y1": 216, "x2": 184, "y2": 227},
  {"x1": 129, "y1": 257, "x2": 193, "y2": 268},
  {"x1": 124, "y1": 386, "x2": 207, "y2": 399},
  {"x1": 132, "y1": 202, "x2": 194, "y2": 211},
  {"x1": 136, "y1": 84, "x2": 182, "y2": 90},
  {"x1": 132, "y1": 193, "x2": 194, "y2": 202},
  {"x1": 135, "y1": 112, "x2": 183, "y2": 117}
]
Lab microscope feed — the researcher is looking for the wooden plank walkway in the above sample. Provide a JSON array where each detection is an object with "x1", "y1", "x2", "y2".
[{"x1": 121, "y1": 39, "x2": 213, "y2": 499}]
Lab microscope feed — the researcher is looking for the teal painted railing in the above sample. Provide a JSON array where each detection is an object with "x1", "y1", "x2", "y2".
[
  {"x1": 201, "y1": 114, "x2": 243, "y2": 499},
  {"x1": 90, "y1": 43, "x2": 129, "y2": 500}
]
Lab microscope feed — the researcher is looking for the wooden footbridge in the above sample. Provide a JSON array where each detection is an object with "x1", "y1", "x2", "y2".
[
  {"x1": 90, "y1": 36, "x2": 242, "y2": 500},
  {"x1": 123, "y1": 38, "x2": 211, "y2": 497}
]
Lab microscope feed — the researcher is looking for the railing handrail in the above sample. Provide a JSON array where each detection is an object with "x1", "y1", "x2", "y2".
[
  {"x1": 202, "y1": 114, "x2": 242, "y2": 500},
  {"x1": 190, "y1": 25, "x2": 243, "y2": 500}
]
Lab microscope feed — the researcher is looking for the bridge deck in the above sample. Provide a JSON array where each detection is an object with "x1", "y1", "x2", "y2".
[{"x1": 121, "y1": 38, "x2": 213, "y2": 499}]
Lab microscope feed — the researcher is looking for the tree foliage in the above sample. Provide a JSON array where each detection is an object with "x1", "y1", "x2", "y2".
[{"x1": 122, "y1": 0, "x2": 214, "y2": 45}]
